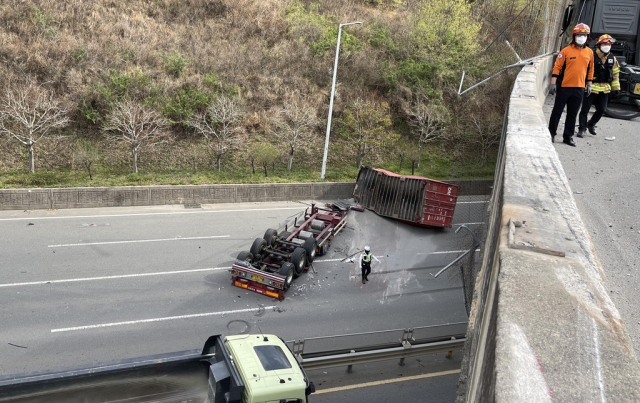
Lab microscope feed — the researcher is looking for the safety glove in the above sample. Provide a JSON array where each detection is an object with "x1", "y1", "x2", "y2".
[
  {"x1": 586, "y1": 83, "x2": 592, "y2": 96},
  {"x1": 548, "y1": 83, "x2": 557, "y2": 95}
]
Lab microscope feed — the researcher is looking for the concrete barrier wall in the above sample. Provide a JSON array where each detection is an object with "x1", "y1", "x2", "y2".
[
  {"x1": 488, "y1": 57, "x2": 640, "y2": 401},
  {"x1": 0, "y1": 179, "x2": 492, "y2": 211}
]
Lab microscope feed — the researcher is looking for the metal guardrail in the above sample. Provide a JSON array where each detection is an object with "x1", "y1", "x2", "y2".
[
  {"x1": 287, "y1": 322, "x2": 468, "y2": 371},
  {"x1": 300, "y1": 339, "x2": 465, "y2": 371}
]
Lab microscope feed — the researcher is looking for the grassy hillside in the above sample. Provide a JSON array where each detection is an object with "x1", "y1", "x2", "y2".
[{"x1": 0, "y1": 0, "x2": 532, "y2": 187}]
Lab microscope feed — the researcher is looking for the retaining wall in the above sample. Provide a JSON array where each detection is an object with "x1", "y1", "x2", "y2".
[
  {"x1": 0, "y1": 179, "x2": 492, "y2": 211},
  {"x1": 471, "y1": 56, "x2": 640, "y2": 401}
]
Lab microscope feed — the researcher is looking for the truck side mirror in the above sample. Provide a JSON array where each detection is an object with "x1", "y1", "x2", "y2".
[{"x1": 305, "y1": 381, "x2": 316, "y2": 395}]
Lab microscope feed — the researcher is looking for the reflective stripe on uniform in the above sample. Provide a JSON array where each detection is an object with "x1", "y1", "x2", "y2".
[{"x1": 612, "y1": 67, "x2": 620, "y2": 74}]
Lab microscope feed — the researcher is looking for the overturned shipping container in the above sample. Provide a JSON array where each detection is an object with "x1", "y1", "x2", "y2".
[{"x1": 353, "y1": 166, "x2": 459, "y2": 228}]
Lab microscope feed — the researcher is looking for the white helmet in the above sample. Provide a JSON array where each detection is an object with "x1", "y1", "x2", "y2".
[{"x1": 364, "y1": 245, "x2": 370, "y2": 252}]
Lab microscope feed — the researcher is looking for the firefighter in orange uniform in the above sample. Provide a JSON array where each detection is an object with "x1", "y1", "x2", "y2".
[{"x1": 548, "y1": 23, "x2": 595, "y2": 147}]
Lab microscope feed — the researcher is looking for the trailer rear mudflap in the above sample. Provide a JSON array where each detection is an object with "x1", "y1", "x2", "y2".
[{"x1": 353, "y1": 166, "x2": 459, "y2": 228}]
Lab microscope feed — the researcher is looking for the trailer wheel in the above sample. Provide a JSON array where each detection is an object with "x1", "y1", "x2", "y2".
[
  {"x1": 278, "y1": 262, "x2": 295, "y2": 289},
  {"x1": 250, "y1": 238, "x2": 267, "y2": 258},
  {"x1": 291, "y1": 247, "x2": 307, "y2": 276},
  {"x1": 263, "y1": 228, "x2": 278, "y2": 246},
  {"x1": 236, "y1": 251, "x2": 253, "y2": 263},
  {"x1": 303, "y1": 237, "x2": 317, "y2": 264}
]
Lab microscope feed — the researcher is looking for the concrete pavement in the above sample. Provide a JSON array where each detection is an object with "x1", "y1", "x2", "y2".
[
  {"x1": 545, "y1": 96, "x2": 640, "y2": 359},
  {"x1": 0, "y1": 198, "x2": 483, "y2": 397}
]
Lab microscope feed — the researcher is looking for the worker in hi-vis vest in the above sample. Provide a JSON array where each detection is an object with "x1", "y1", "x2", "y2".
[
  {"x1": 577, "y1": 34, "x2": 621, "y2": 138},
  {"x1": 359, "y1": 246, "x2": 372, "y2": 284},
  {"x1": 548, "y1": 23, "x2": 595, "y2": 147}
]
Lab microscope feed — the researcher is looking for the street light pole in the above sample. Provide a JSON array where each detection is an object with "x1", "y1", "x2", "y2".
[{"x1": 320, "y1": 21, "x2": 362, "y2": 180}]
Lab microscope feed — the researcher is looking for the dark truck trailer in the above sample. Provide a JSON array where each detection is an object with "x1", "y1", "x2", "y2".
[
  {"x1": 353, "y1": 166, "x2": 459, "y2": 228},
  {"x1": 561, "y1": 0, "x2": 640, "y2": 119}
]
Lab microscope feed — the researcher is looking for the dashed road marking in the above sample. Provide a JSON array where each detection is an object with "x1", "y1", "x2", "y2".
[
  {"x1": 48, "y1": 235, "x2": 230, "y2": 248},
  {"x1": 0, "y1": 267, "x2": 230, "y2": 288},
  {"x1": 51, "y1": 306, "x2": 277, "y2": 333},
  {"x1": 0, "y1": 207, "x2": 302, "y2": 221}
]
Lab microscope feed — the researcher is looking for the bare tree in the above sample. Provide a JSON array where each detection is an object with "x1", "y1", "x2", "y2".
[
  {"x1": 187, "y1": 96, "x2": 243, "y2": 171},
  {"x1": 272, "y1": 101, "x2": 317, "y2": 172},
  {"x1": 407, "y1": 103, "x2": 446, "y2": 168},
  {"x1": 469, "y1": 116, "x2": 502, "y2": 167},
  {"x1": 0, "y1": 83, "x2": 69, "y2": 173},
  {"x1": 74, "y1": 139, "x2": 100, "y2": 180},
  {"x1": 102, "y1": 100, "x2": 170, "y2": 173}
]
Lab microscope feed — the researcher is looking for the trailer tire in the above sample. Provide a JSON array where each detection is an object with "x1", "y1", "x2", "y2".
[
  {"x1": 236, "y1": 251, "x2": 253, "y2": 263},
  {"x1": 263, "y1": 228, "x2": 278, "y2": 246},
  {"x1": 303, "y1": 237, "x2": 317, "y2": 264},
  {"x1": 291, "y1": 247, "x2": 307, "y2": 276},
  {"x1": 278, "y1": 262, "x2": 295, "y2": 289},
  {"x1": 250, "y1": 238, "x2": 267, "y2": 259}
]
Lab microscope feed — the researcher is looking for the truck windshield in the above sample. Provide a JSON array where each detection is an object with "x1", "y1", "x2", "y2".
[{"x1": 253, "y1": 345, "x2": 293, "y2": 371}]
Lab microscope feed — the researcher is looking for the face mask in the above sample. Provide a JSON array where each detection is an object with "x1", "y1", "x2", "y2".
[
  {"x1": 600, "y1": 45, "x2": 611, "y2": 53},
  {"x1": 575, "y1": 36, "x2": 587, "y2": 45}
]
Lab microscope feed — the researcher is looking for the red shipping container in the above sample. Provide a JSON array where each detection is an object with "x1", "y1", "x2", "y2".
[{"x1": 353, "y1": 166, "x2": 459, "y2": 228}]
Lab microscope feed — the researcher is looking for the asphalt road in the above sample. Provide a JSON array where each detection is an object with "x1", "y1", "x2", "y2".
[
  {"x1": 0, "y1": 198, "x2": 486, "y2": 400},
  {"x1": 544, "y1": 96, "x2": 640, "y2": 359}
]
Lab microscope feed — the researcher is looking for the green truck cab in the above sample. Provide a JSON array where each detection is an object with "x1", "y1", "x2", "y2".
[
  {"x1": 213, "y1": 334, "x2": 314, "y2": 403},
  {"x1": 0, "y1": 334, "x2": 315, "y2": 403}
]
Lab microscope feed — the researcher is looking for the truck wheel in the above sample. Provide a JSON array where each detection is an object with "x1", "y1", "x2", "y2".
[
  {"x1": 278, "y1": 262, "x2": 295, "y2": 289},
  {"x1": 279, "y1": 231, "x2": 292, "y2": 241},
  {"x1": 263, "y1": 228, "x2": 278, "y2": 246},
  {"x1": 236, "y1": 251, "x2": 253, "y2": 263},
  {"x1": 605, "y1": 95, "x2": 640, "y2": 120},
  {"x1": 303, "y1": 237, "x2": 317, "y2": 264},
  {"x1": 291, "y1": 247, "x2": 307, "y2": 277},
  {"x1": 250, "y1": 238, "x2": 267, "y2": 259}
]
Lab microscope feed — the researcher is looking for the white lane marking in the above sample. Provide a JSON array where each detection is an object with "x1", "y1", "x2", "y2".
[
  {"x1": 427, "y1": 249, "x2": 481, "y2": 255},
  {"x1": 315, "y1": 369, "x2": 461, "y2": 394},
  {"x1": 0, "y1": 207, "x2": 302, "y2": 221},
  {"x1": 0, "y1": 267, "x2": 231, "y2": 288},
  {"x1": 51, "y1": 306, "x2": 277, "y2": 333},
  {"x1": 457, "y1": 201, "x2": 489, "y2": 204},
  {"x1": 48, "y1": 235, "x2": 230, "y2": 248}
]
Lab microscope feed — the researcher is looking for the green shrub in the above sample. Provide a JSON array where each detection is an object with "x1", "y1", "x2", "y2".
[
  {"x1": 286, "y1": 2, "x2": 360, "y2": 57},
  {"x1": 163, "y1": 50, "x2": 189, "y2": 77},
  {"x1": 163, "y1": 86, "x2": 213, "y2": 123}
]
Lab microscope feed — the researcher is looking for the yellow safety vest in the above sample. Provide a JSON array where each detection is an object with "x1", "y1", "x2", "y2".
[{"x1": 362, "y1": 252, "x2": 371, "y2": 263}]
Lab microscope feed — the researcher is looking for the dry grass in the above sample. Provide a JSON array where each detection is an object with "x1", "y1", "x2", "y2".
[{"x1": 0, "y1": 0, "x2": 542, "y2": 182}]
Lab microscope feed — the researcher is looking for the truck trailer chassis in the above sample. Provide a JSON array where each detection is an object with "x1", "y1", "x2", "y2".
[{"x1": 231, "y1": 203, "x2": 351, "y2": 300}]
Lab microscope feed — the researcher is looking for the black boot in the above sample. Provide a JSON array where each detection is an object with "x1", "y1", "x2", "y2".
[
  {"x1": 576, "y1": 129, "x2": 585, "y2": 138},
  {"x1": 587, "y1": 124, "x2": 597, "y2": 135}
]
